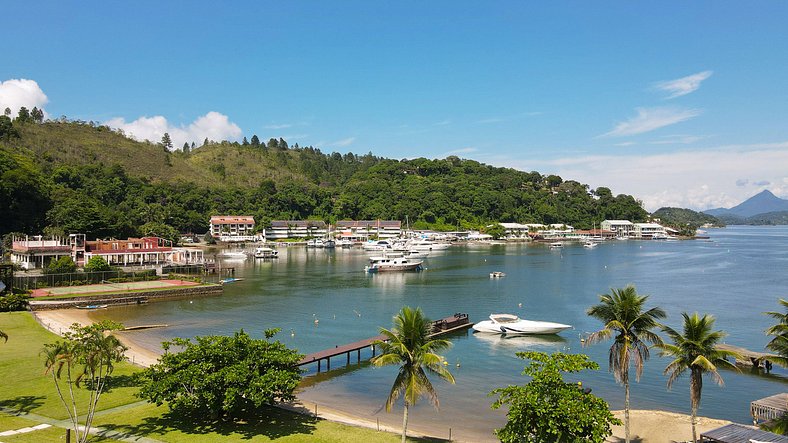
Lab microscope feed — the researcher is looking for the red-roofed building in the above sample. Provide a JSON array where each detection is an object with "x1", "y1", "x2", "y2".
[{"x1": 209, "y1": 216, "x2": 255, "y2": 239}]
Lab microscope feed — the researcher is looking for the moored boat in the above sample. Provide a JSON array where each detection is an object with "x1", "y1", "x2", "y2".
[
  {"x1": 253, "y1": 247, "x2": 278, "y2": 258},
  {"x1": 472, "y1": 313, "x2": 571, "y2": 335},
  {"x1": 489, "y1": 271, "x2": 506, "y2": 278},
  {"x1": 365, "y1": 257, "x2": 423, "y2": 272}
]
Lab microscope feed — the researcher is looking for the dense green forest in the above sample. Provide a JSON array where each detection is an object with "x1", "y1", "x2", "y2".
[
  {"x1": 1, "y1": 113, "x2": 650, "y2": 242},
  {"x1": 651, "y1": 207, "x2": 723, "y2": 233}
]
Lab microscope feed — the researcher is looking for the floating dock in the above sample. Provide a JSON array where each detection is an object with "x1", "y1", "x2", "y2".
[{"x1": 298, "y1": 313, "x2": 472, "y2": 372}]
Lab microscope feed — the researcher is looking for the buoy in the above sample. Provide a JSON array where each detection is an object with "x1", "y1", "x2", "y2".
[
  {"x1": 456, "y1": 362, "x2": 461, "y2": 367},
  {"x1": 518, "y1": 303, "x2": 522, "y2": 308}
]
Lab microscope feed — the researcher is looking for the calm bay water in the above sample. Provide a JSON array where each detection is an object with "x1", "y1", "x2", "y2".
[{"x1": 92, "y1": 226, "x2": 788, "y2": 441}]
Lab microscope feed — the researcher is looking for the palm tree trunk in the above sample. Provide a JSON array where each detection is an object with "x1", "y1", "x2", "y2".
[
  {"x1": 690, "y1": 371, "x2": 701, "y2": 443},
  {"x1": 624, "y1": 369, "x2": 630, "y2": 443},
  {"x1": 401, "y1": 403, "x2": 409, "y2": 443}
]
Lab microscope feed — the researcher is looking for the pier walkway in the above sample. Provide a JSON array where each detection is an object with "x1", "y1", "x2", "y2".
[
  {"x1": 717, "y1": 343, "x2": 778, "y2": 370},
  {"x1": 298, "y1": 313, "x2": 472, "y2": 372}
]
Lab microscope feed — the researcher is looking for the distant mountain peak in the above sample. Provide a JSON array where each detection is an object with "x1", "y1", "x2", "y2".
[{"x1": 704, "y1": 189, "x2": 788, "y2": 218}]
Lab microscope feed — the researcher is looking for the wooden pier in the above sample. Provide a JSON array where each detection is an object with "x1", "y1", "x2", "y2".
[
  {"x1": 717, "y1": 344, "x2": 778, "y2": 370},
  {"x1": 298, "y1": 313, "x2": 473, "y2": 372}
]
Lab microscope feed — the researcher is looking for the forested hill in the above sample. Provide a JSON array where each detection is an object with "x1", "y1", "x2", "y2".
[{"x1": 0, "y1": 118, "x2": 648, "y2": 241}]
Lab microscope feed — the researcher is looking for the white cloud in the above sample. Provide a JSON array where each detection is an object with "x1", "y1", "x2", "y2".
[
  {"x1": 105, "y1": 111, "x2": 242, "y2": 149},
  {"x1": 499, "y1": 142, "x2": 788, "y2": 211},
  {"x1": 0, "y1": 78, "x2": 49, "y2": 118},
  {"x1": 443, "y1": 147, "x2": 478, "y2": 156},
  {"x1": 654, "y1": 70, "x2": 713, "y2": 99},
  {"x1": 603, "y1": 107, "x2": 701, "y2": 137},
  {"x1": 329, "y1": 137, "x2": 356, "y2": 147},
  {"x1": 264, "y1": 123, "x2": 293, "y2": 130}
]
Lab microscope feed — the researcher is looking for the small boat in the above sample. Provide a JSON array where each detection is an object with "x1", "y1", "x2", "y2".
[
  {"x1": 365, "y1": 257, "x2": 423, "y2": 272},
  {"x1": 336, "y1": 239, "x2": 354, "y2": 247},
  {"x1": 220, "y1": 251, "x2": 248, "y2": 258},
  {"x1": 363, "y1": 240, "x2": 393, "y2": 251},
  {"x1": 489, "y1": 271, "x2": 506, "y2": 278},
  {"x1": 472, "y1": 313, "x2": 571, "y2": 335},
  {"x1": 220, "y1": 277, "x2": 243, "y2": 284},
  {"x1": 583, "y1": 241, "x2": 598, "y2": 249},
  {"x1": 408, "y1": 239, "x2": 451, "y2": 251},
  {"x1": 306, "y1": 239, "x2": 317, "y2": 247},
  {"x1": 323, "y1": 239, "x2": 336, "y2": 249},
  {"x1": 549, "y1": 242, "x2": 563, "y2": 249},
  {"x1": 253, "y1": 247, "x2": 278, "y2": 258},
  {"x1": 77, "y1": 304, "x2": 108, "y2": 310}
]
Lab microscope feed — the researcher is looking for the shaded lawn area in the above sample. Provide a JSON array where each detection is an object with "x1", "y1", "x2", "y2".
[
  {"x1": 93, "y1": 402, "x2": 441, "y2": 443},
  {"x1": 0, "y1": 413, "x2": 118, "y2": 442},
  {"x1": 0, "y1": 312, "x2": 444, "y2": 442},
  {"x1": 0, "y1": 312, "x2": 140, "y2": 419}
]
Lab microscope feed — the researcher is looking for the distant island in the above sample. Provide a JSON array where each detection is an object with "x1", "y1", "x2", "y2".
[{"x1": 703, "y1": 190, "x2": 788, "y2": 225}]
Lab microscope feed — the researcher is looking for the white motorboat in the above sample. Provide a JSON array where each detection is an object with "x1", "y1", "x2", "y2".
[
  {"x1": 365, "y1": 257, "x2": 423, "y2": 272},
  {"x1": 472, "y1": 313, "x2": 571, "y2": 335},
  {"x1": 220, "y1": 251, "x2": 248, "y2": 258},
  {"x1": 253, "y1": 247, "x2": 278, "y2": 258},
  {"x1": 408, "y1": 239, "x2": 451, "y2": 251},
  {"x1": 489, "y1": 271, "x2": 506, "y2": 278},
  {"x1": 323, "y1": 239, "x2": 336, "y2": 248},
  {"x1": 336, "y1": 239, "x2": 354, "y2": 247},
  {"x1": 549, "y1": 242, "x2": 563, "y2": 249},
  {"x1": 363, "y1": 240, "x2": 393, "y2": 251},
  {"x1": 583, "y1": 241, "x2": 598, "y2": 249}
]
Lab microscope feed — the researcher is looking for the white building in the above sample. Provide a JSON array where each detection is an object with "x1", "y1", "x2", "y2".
[
  {"x1": 601, "y1": 220, "x2": 635, "y2": 237},
  {"x1": 336, "y1": 220, "x2": 402, "y2": 240},
  {"x1": 633, "y1": 223, "x2": 667, "y2": 239},
  {"x1": 266, "y1": 220, "x2": 328, "y2": 240},
  {"x1": 209, "y1": 216, "x2": 255, "y2": 240}
]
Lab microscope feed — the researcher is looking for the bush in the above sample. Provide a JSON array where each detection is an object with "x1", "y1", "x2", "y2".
[
  {"x1": 0, "y1": 293, "x2": 30, "y2": 311},
  {"x1": 84, "y1": 256, "x2": 112, "y2": 272},
  {"x1": 45, "y1": 256, "x2": 77, "y2": 274}
]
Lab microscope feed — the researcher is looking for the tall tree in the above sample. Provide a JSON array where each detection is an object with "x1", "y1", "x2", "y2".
[
  {"x1": 3, "y1": 107, "x2": 10, "y2": 116},
  {"x1": 16, "y1": 107, "x2": 31, "y2": 123},
  {"x1": 764, "y1": 299, "x2": 788, "y2": 367},
  {"x1": 242, "y1": 136, "x2": 249, "y2": 145},
  {"x1": 371, "y1": 306, "x2": 455, "y2": 443},
  {"x1": 585, "y1": 285, "x2": 666, "y2": 443},
  {"x1": 182, "y1": 142, "x2": 190, "y2": 154},
  {"x1": 31, "y1": 106, "x2": 44, "y2": 123},
  {"x1": 250, "y1": 134, "x2": 260, "y2": 146},
  {"x1": 42, "y1": 321, "x2": 127, "y2": 443},
  {"x1": 655, "y1": 313, "x2": 738, "y2": 443},
  {"x1": 161, "y1": 132, "x2": 173, "y2": 150}
]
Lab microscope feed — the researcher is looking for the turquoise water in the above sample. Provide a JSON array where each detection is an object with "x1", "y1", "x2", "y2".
[{"x1": 94, "y1": 226, "x2": 788, "y2": 441}]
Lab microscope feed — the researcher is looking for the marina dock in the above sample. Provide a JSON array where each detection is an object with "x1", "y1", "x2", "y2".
[
  {"x1": 717, "y1": 343, "x2": 778, "y2": 370},
  {"x1": 298, "y1": 313, "x2": 473, "y2": 372}
]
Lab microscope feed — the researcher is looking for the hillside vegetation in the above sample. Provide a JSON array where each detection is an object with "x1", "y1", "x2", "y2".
[{"x1": 1, "y1": 118, "x2": 649, "y2": 241}]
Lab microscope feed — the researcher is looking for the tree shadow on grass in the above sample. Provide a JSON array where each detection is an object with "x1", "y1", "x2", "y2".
[
  {"x1": 100, "y1": 374, "x2": 138, "y2": 393},
  {"x1": 0, "y1": 395, "x2": 45, "y2": 414},
  {"x1": 99, "y1": 405, "x2": 319, "y2": 440}
]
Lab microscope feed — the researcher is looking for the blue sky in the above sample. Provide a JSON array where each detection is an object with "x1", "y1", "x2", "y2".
[{"x1": 2, "y1": 1, "x2": 788, "y2": 211}]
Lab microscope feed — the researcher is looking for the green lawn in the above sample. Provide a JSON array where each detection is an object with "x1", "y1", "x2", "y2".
[{"x1": 0, "y1": 312, "x2": 442, "y2": 442}]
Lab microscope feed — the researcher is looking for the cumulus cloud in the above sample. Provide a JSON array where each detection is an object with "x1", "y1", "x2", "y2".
[
  {"x1": 603, "y1": 107, "x2": 702, "y2": 137},
  {"x1": 654, "y1": 70, "x2": 713, "y2": 99},
  {"x1": 0, "y1": 78, "x2": 49, "y2": 118},
  {"x1": 105, "y1": 111, "x2": 242, "y2": 149},
  {"x1": 499, "y1": 142, "x2": 788, "y2": 211}
]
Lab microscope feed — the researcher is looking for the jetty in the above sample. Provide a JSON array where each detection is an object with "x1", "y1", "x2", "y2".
[
  {"x1": 298, "y1": 313, "x2": 472, "y2": 372},
  {"x1": 717, "y1": 343, "x2": 778, "y2": 371}
]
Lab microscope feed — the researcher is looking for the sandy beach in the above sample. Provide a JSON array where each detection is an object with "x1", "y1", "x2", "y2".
[{"x1": 32, "y1": 309, "x2": 736, "y2": 442}]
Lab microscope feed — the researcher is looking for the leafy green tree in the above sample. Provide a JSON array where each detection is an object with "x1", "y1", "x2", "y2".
[
  {"x1": 137, "y1": 329, "x2": 302, "y2": 420},
  {"x1": 655, "y1": 313, "x2": 738, "y2": 443},
  {"x1": 161, "y1": 132, "x2": 173, "y2": 150},
  {"x1": 31, "y1": 106, "x2": 44, "y2": 123},
  {"x1": 585, "y1": 285, "x2": 666, "y2": 443},
  {"x1": 83, "y1": 256, "x2": 112, "y2": 272},
  {"x1": 182, "y1": 142, "x2": 190, "y2": 154},
  {"x1": 250, "y1": 134, "x2": 260, "y2": 146},
  {"x1": 371, "y1": 306, "x2": 455, "y2": 443},
  {"x1": 242, "y1": 136, "x2": 249, "y2": 145},
  {"x1": 3, "y1": 107, "x2": 10, "y2": 116},
  {"x1": 0, "y1": 148, "x2": 51, "y2": 233},
  {"x1": 0, "y1": 293, "x2": 30, "y2": 312},
  {"x1": 139, "y1": 221, "x2": 179, "y2": 245},
  {"x1": 42, "y1": 321, "x2": 127, "y2": 443},
  {"x1": 16, "y1": 107, "x2": 31, "y2": 123},
  {"x1": 484, "y1": 223, "x2": 507, "y2": 239},
  {"x1": 491, "y1": 352, "x2": 621, "y2": 443},
  {"x1": 0, "y1": 115, "x2": 19, "y2": 140},
  {"x1": 46, "y1": 255, "x2": 77, "y2": 274},
  {"x1": 764, "y1": 299, "x2": 788, "y2": 367}
]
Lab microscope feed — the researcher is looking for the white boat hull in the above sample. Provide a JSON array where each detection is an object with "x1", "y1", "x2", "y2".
[{"x1": 473, "y1": 319, "x2": 571, "y2": 335}]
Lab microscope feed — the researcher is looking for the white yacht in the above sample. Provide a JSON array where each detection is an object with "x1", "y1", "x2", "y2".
[
  {"x1": 336, "y1": 239, "x2": 354, "y2": 247},
  {"x1": 583, "y1": 241, "x2": 598, "y2": 249},
  {"x1": 220, "y1": 251, "x2": 248, "y2": 258},
  {"x1": 472, "y1": 313, "x2": 571, "y2": 335},
  {"x1": 253, "y1": 247, "x2": 278, "y2": 258},
  {"x1": 549, "y1": 242, "x2": 563, "y2": 249},
  {"x1": 408, "y1": 239, "x2": 451, "y2": 251},
  {"x1": 362, "y1": 240, "x2": 393, "y2": 251},
  {"x1": 365, "y1": 257, "x2": 423, "y2": 272}
]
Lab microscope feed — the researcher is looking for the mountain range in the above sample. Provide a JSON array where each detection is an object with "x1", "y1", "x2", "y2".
[{"x1": 703, "y1": 190, "x2": 788, "y2": 225}]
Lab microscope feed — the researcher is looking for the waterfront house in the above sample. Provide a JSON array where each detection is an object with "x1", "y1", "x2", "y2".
[
  {"x1": 266, "y1": 220, "x2": 328, "y2": 240},
  {"x1": 336, "y1": 220, "x2": 402, "y2": 240},
  {"x1": 11, "y1": 234, "x2": 203, "y2": 270},
  {"x1": 601, "y1": 220, "x2": 635, "y2": 237},
  {"x1": 633, "y1": 222, "x2": 668, "y2": 239},
  {"x1": 209, "y1": 215, "x2": 256, "y2": 241}
]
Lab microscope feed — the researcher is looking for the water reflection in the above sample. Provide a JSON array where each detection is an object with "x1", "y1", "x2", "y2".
[{"x1": 471, "y1": 332, "x2": 568, "y2": 350}]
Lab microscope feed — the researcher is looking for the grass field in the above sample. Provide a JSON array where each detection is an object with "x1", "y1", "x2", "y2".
[{"x1": 0, "y1": 312, "x2": 441, "y2": 442}]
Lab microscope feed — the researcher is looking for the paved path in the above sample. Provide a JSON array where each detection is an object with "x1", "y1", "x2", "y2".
[{"x1": 1, "y1": 400, "x2": 163, "y2": 443}]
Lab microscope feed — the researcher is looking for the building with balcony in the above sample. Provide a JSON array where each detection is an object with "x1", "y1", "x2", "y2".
[
  {"x1": 265, "y1": 220, "x2": 328, "y2": 240},
  {"x1": 335, "y1": 220, "x2": 402, "y2": 240},
  {"x1": 601, "y1": 220, "x2": 635, "y2": 237},
  {"x1": 209, "y1": 216, "x2": 256, "y2": 240}
]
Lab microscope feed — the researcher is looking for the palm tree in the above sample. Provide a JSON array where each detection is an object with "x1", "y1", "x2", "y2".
[
  {"x1": 585, "y1": 285, "x2": 666, "y2": 443},
  {"x1": 371, "y1": 306, "x2": 455, "y2": 443},
  {"x1": 765, "y1": 298, "x2": 788, "y2": 367},
  {"x1": 655, "y1": 312, "x2": 738, "y2": 443}
]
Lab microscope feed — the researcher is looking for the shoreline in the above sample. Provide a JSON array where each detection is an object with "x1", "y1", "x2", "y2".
[{"x1": 31, "y1": 309, "x2": 735, "y2": 442}]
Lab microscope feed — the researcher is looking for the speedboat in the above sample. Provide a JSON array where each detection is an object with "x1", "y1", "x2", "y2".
[
  {"x1": 472, "y1": 313, "x2": 571, "y2": 335},
  {"x1": 549, "y1": 242, "x2": 563, "y2": 249},
  {"x1": 583, "y1": 241, "x2": 598, "y2": 249},
  {"x1": 365, "y1": 257, "x2": 423, "y2": 272},
  {"x1": 253, "y1": 247, "x2": 278, "y2": 258},
  {"x1": 489, "y1": 271, "x2": 506, "y2": 278}
]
